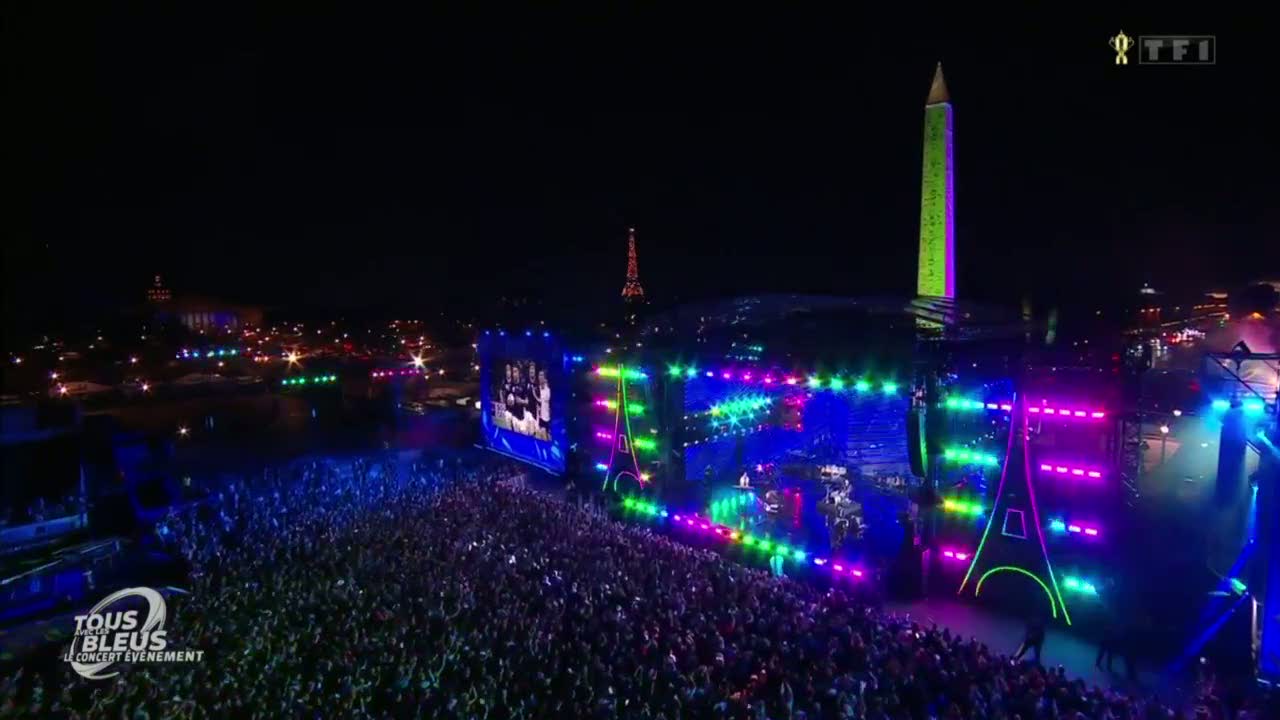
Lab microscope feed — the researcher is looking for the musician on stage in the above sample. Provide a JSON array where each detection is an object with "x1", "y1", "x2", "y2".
[{"x1": 738, "y1": 470, "x2": 751, "y2": 488}]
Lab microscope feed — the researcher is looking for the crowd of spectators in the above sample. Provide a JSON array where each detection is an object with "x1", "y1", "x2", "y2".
[{"x1": 1, "y1": 454, "x2": 1274, "y2": 719}]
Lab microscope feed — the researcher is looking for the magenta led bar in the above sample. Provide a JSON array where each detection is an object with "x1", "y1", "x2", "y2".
[
  {"x1": 1038, "y1": 463, "x2": 1104, "y2": 479},
  {"x1": 1028, "y1": 405, "x2": 1106, "y2": 419}
]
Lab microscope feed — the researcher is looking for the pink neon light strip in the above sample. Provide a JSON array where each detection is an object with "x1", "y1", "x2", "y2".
[
  {"x1": 1027, "y1": 406, "x2": 1106, "y2": 419},
  {"x1": 1064, "y1": 522, "x2": 1101, "y2": 536},
  {"x1": 661, "y1": 513, "x2": 863, "y2": 580},
  {"x1": 1038, "y1": 463, "x2": 1104, "y2": 478}
]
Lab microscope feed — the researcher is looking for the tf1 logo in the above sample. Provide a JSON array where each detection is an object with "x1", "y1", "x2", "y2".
[{"x1": 1110, "y1": 31, "x2": 1216, "y2": 65}]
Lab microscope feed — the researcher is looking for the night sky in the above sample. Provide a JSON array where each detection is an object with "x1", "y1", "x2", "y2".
[{"x1": 6, "y1": 9, "x2": 1277, "y2": 334}]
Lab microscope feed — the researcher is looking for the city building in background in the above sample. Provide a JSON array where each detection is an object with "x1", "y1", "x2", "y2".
[{"x1": 145, "y1": 275, "x2": 171, "y2": 304}]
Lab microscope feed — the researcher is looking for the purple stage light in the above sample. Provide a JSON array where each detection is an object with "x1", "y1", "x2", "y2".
[
  {"x1": 1038, "y1": 462, "x2": 1104, "y2": 478},
  {"x1": 1028, "y1": 404, "x2": 1106, "y2": 419}
]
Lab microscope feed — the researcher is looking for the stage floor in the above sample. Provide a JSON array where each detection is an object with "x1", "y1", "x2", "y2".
[{"x1": 884, "y1": 596, "x2": 1181, "y2": 695}]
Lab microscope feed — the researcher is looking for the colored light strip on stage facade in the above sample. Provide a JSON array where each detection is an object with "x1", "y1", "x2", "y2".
[
  {"x1": 945, "y1": 397, "x2": 1013, "y2": 412},
  {"x1": 941, "y1": 448, "x2": 1000, "y2": 466},
  {"x1": 370, "y1": 368, "x2": 421, "y2": 378},
  {"x1": 942, "y1": 498, "x2": 985, "y2": 516},
  {"x1": 665, "y1": 363, "x2": 902, "y2": 394},
  {"x1": 595, "y1": 366, "x2": 648, "y2": 380},
  {"x1": 617, "y1": 498, "x2": 869, "y2": 579},
  {"x1": 1049, "y1": 518, "x2": 1101, "y2": 537},
  {"x1": 1062, "y1": 576, "x2": 1100, "y2": 595},
  {"x1": 710, "y1": 395, "x2": 773, "y2": 417},
  {"x1": 631, "y1": 437, "x2": 657, "y2": 451},
  {"x1": 1028, "y1": 405, "x2": 1106, "y2": 419},
  {"x1": 940, "y1": 548, "x2": 971, "y2": 561},
  {"x1": 281, "y1": 374, "x2": 338, "y2": 387},
  {"x1": 176, "y1": 347, "x2": 240, "y2": 359},
  {"x1": 595, "y1": 398, "x2": 645, "y2": 414},
  {"x1": 1038, "y1": 463, "x2": 1104, "y2": 479},
  {"x1": 683, "y1": 424, "x2": 772, "y2": 447},
  {"x1": 1212, "y1": 398, "x2": 1267, "y2": 414}
]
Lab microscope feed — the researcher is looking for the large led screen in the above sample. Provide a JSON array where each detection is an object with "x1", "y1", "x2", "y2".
[{"x1": 479, "y1": 332, "x2": 566, "y2": 473}]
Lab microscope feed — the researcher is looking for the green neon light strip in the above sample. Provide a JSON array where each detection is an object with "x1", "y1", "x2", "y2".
[
  {"x1": 942, "y1": 447, "x2": 999, "y2": 466},
  {"x1": 974, "y1": 566, "x2": 1058, "y2": 620},
  {"x1": 597, "y1": 366, "x2": 648, "y2": 380}
]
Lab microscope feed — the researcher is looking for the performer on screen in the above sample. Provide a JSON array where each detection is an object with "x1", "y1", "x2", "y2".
[
  {"x1": 739, "y1": 469, "x2": 751, "y2": 488},
  {"x1": 537, "y1": 369, "x2": 551, "y2": 440},
  {"x1": 501, "y1": 365, "x2": 518, "y2": 430},
  {"x1": 511, "y1": 365, "x2": 528, "y2": 432}
]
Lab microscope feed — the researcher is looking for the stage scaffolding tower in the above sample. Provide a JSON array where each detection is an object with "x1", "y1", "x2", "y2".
[{"x1": 1115, "y1": 342, "x2": 1151, "y2": 508}]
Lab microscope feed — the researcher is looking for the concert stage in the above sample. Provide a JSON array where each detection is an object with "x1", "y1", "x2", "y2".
[{"x1": 481, "y1": 302, "x2": 1277, "y2": 683}]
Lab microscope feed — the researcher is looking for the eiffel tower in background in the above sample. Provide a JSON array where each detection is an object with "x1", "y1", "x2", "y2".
[
  {"x1": 620, "y1": 227, "x2": 646, "y2": 328},
  {"x1": 621, "y1": 227, "x2": 645, "y2": 303}
]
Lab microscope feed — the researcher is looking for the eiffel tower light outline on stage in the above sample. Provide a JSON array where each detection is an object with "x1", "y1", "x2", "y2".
[
  {"x1": 621, "y1": 227, "x2": 645, "y2": 301},
  {"x1": 957, "y1": 394, "x2": 1073, "y2": 625},
  {"x1": 601, "y1": 364, "x2": 648, "y2": 492}
]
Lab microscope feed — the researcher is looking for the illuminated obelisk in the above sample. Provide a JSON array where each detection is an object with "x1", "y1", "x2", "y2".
[{"x1": 917, "y1": 62, "x2": 955, "y2": 298}]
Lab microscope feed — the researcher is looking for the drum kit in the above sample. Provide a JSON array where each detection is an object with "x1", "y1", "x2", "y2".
[{"x1": 818, "y1": 468, "x2": 865, "y2": 550}]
